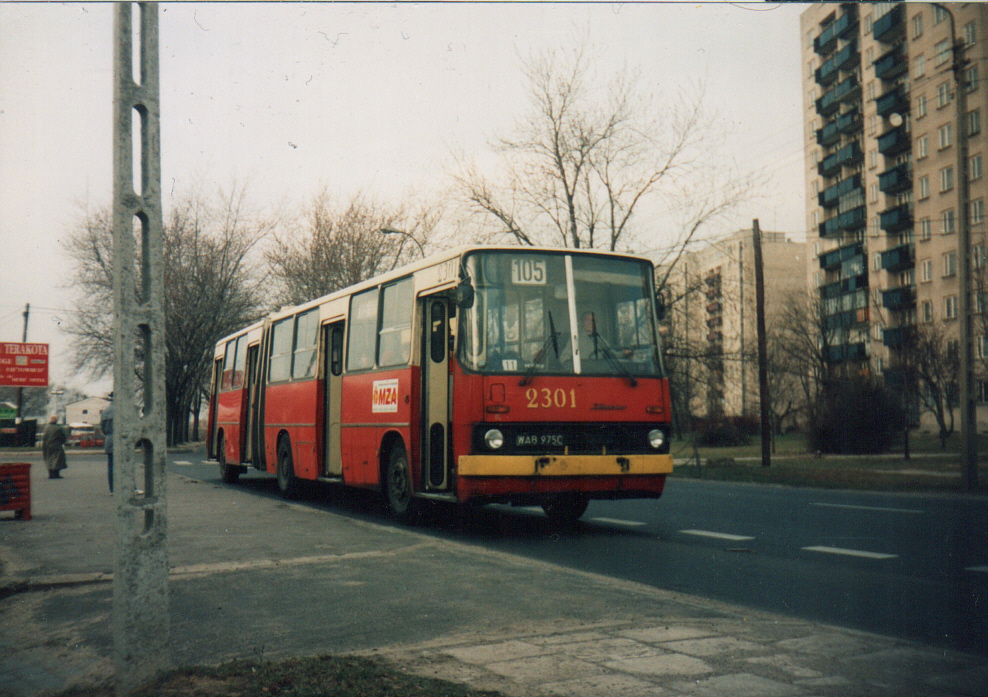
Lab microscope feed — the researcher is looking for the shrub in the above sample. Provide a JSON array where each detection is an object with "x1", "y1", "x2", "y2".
[{"x1": 807, "y1": 376, "x2": 905, "y2": 454}]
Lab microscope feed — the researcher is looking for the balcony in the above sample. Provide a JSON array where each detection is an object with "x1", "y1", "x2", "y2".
[
  {"x1": 874, "y1": 47, "x2": 907, "y2": 81},
  {"x1": 815, "y1": 10, "x2": 858, "y2": 56},
  {"x1": 837, "y1": 107, "x2": 861, "y2": 133},
  {"x1": 819, "y1": 152, "x2": 841, "y2": 178},
  {"x1": 882, "y1": 286, "x2": 915, "y2": 310},
  {"x1": 824, "y1": 342, "x2": 868, "y2": 364},
  {"x1": 873, "y1": 3, "x2": 904, "y2": 44},
  {"x1": 878, "y1": 126, "x2": 910, "y2": 156},
  {"x1": 879, "y1": 162, "x2": 911, "y2": 194},
  {"x1": 880, "y1": 203, "x2": 913, "y2": 233},
  {"x1": 876, "y1": 86, "x2": 909, "y2": 118},
  {"x1": 816, "y1": 76, "x2": 860, "y2": 117},
  {"x1": 820, "y1": 205, "x2": 867, "y2": 239},
  {"x1": 883, "y1": 326, "x2": 911, "y2": 349},
  {"x1": 836, "y1": 141, "x2": 863, "y2": 167},
  {"x1": 706, "y1": 301, "x2": 721, "y2": 314},
  {"x1": 816, "y1": 41, "x2": 859, "y2": 86},
  {"x1": 819, "y1": 241, "x2": 864, "y2": 270},
  {"x1": 819, "y1": 175, "x2": 862, "y2": 208},
  {"x1": 881, "y1": 244, "x2": 913, "y2": 273},
  {"x1": 817, "y1": 120, "x2": 841, "y2": 147}
]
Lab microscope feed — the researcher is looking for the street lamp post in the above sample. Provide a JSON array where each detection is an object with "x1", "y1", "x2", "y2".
[
  {"x1": 934, "y1": 3, "x2": 978, "y2": 491},
  {"x1": 380, "y1": 227, "x2": 425, "y2": 256}
]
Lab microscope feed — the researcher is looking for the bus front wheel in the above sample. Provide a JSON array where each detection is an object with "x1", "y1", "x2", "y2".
[
  {"x1": 218, "y1": 434, "x2": 240, "y2": 484},
  {"x1": 277, "y1": 437, "x2": 300, "y2": 499},
  {"x1": 384, "y1": 444, "x2": 417, "y2": 521},
  {"x1": 542, "y1": 494, "x2": 589, "y2": 526}
]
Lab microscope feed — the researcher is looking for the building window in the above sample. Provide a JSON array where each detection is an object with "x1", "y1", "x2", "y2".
[
  {"x1": 968, "y1": 109, "x2": 981, "y2": 137},
  {"x1": 979, "y1": 337, "x2": 988, "y2": 359},
  {"x1": 972, "y1": 199, "x2": 985, "y2": 225},
  {"x1": 870, "y1": 182, "x2": 880, "y2": 203},
  {"x1": 944, "y1": 250, "x2": 958, "y2": 277},
  {"x1": 914, "y1": 54, "x2": 927, "y2": 79},
  {"x1": 918, "y1": 135, "x2": 929, "y2": 159},
  {"x1": 979, "y1": 381, "x2": 988, "y2": 403},
  {"x1": 965, "y1": 21, "x2": 977, "y2": 47},
  {"x1": 920, "y1": 217, "x2": 932, "y2": 240},
  {"x1": 921, "y1": 258, "x2": 933, "y2": 282},
  {"x1": 943, "y1": 208, "x2": 956, "y2": 234},
  {"x1": 972, "y1": 154, "x2": 984, "y2": 181},
  {"x1": 870, "y1": 148, "x2": 879, "y2": 169},
  {"x1": 912, "y1": 11, "x2": 924, "y2": 39},
  {"x1": 975, "y1": 244, "x2": 986, "y2": 269},
  {"x1": 934, "y1": 6, "x2": 948, "y2": 25},
  {"x1": 939, "y1": 123, "x2": 953, "y2": 149},
  {"x1": 917, "y1": 94, "x2": 928, "y2": 118},
  {"x1": 919, "y1": 175, "x2": 931, "y2": 199},
  {"x1": 868, "y1": 81, "x2": 877, "y2": 102},
  {"x1": 922, "y1": 299, "x2": 934, "y2": 322},
  {"x1": 873, "y1": 253, "x2": 883, "y2": 271},
  {"x1": 935, "y1": 39, "x2": 951, "y2": 67},
  {"x1": 937, "y1": 82, "x2": 952, "y2": 108},
  {"x1": 967, "y1": 65, "x2": 980, "y2": 93},
  {"x1": 945, "y1": 295, "x2": 958, "y2": 319},
  {"x1": 941, "y1": 166, "x2": 955, "y2": 192}
]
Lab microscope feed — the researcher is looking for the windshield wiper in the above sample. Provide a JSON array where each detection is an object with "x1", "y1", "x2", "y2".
[
  {"x1": 519, "y1": 312, "x2": 559, "y2": 386},
  {"x1": 589, "y1": 330, "x2": 637, "y2": 387}
]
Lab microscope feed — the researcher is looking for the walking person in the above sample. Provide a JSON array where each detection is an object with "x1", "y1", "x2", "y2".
[
  {"x1": 101, "y1": 395, "x2": 114, "y2": 493},
  {"x1": 41, "y1": 415, "x2": 67, "y2": 479}
]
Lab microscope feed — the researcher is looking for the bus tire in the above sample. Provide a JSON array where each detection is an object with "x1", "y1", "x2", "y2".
[
  {"x1": 277, "y1": 436, "x2": 300, "y2": 499},
  {"x1": 383, "y1": 443, "x2": 417, "y2": 522},
  {"x1": 218, "y1": 434, "x2": 240, "y2": 484},
  {"x1": 542, "y1": 494, "x2": 589, "y2": 526}
]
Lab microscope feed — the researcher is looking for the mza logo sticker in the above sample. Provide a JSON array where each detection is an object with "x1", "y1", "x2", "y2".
[{"x1": 372, "y1": 379, "x2": 400, "y2": 413}]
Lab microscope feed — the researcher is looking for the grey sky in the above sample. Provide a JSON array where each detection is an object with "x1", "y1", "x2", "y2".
[{"x1": 0, "y1": 1, "x2": 806, "y2": 395}]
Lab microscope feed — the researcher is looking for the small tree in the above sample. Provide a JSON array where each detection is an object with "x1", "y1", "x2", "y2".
[{"x1": 808, "y1": 375, "x2": 904, "y2": 454}]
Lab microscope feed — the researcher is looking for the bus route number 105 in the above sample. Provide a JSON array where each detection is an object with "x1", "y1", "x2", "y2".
[{"x1": 511, "y1": 258, "x2": 547, "y2": 285}]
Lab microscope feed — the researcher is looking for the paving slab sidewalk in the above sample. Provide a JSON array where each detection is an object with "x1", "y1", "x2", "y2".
[{"x1": 1, "y1": 454, "x2": 987, "y2": 697}]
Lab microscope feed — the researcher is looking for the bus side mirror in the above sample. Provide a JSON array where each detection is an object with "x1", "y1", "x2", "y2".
[
  {"x1": 655, "y1": 291, "x2": 666, "y2": 321},
  {"x1": 457, "y1": 280, "x2": 475, "y2": 309}
]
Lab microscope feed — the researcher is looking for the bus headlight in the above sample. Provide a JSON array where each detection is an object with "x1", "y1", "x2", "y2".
[
  {"x1": 647, "y1": 428, "x2": 666, "y2": 450},
  {"x1": 484, "y1": 429, "x2": 504, "y2": 450}
]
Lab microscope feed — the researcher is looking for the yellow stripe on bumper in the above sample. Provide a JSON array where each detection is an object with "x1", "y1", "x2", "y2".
[{"x1": 457, "y1": 453, "x2": 673, "y2": 477}]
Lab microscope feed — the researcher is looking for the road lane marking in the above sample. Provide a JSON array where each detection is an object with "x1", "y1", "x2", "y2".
[
  {"x1": 680, "y1": 529, "x2": 754, "y2": 542},
  {"x1": 172, "y1": 460, "x2": 193, "y2": 466},
  {"x1": 590, "y1": 517, "x2": 647, "y2": 527},
  {"x1": 812, "y1": 503, "x2": 924, "y2": 515},
  {"x1": 802, "y1": 546, "x2": 898, "y2": 560},
  {"x1": 967, "y1": 566, "x2": 988, "y2": 574}
]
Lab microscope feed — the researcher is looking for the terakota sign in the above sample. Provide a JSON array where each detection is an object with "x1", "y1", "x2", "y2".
[{"x1": 0, "y1": 343, "x2": 49, "y2": 388}]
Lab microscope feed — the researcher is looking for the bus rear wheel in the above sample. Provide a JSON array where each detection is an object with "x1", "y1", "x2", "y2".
[
  {"x1": 384, "y1": 444, "x2": 417, "y2": 522},
  {"x1": 542, "y1": 494, "x2": 589, "y2": 526},
  {"x1": 277, "y1": 437, "x2": 300, "y2": 499},
  {"x1": 218, "y1": 434, "x2": 240, "y2": 484}
]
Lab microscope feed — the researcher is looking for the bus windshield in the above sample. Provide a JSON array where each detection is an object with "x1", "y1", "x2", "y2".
[{"x1": 459, "y1": 250, "x2": 663, "y2": 378}]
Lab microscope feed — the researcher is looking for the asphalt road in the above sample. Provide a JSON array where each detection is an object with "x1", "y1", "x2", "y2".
[{"x1": 163, "y1": 446, "x2": 988, "y2": 658}]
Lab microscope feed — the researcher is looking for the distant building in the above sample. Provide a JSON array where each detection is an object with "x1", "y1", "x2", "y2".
[
  {"x1": 800, "y1": 2, "x2": 988, "y2": 430},
  {"x1": 65, "y1": 397, "x2": 110, "y2": 428},
  {"x1": 662, "y1": 229, "x2": 806, "y2": 423}
]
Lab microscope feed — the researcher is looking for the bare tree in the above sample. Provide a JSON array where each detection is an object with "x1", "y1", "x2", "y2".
[
  {"x1": 453, "y1": 40, "x2": 750, "y2": 259},
  {"x1": 64, "y1": 186, "x2": 270, "y2": 445},
  {"x1": 901, "y1": 322, "x2": 959, "y2": 448},
  {"x1": 265, "y1": 191, "x2": 441, "y2": 306}
]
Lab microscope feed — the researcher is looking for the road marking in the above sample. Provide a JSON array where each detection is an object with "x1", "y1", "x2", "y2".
[
  {"x1": 680, "y1": 529, "x2": 754, "y2": 542},
  {"x1": 967, "y1": 566, "x2": 988, "y2": 574},
  {"x1": 803, "y1": 546, "x2": 898, "y2": 560},
  {"x1": 173, "y1": 460, "x2": 193, "y2": 466},
  {"x1": 590, "y1": 517, "x2": 647, "y2": 527},
  {"x1": 812, "y1": 503, "x2": 924, "y2": 515}
]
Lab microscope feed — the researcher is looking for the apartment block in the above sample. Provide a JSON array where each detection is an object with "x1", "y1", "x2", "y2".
[
  {"x1": 664, "y1": 229, "x2": 806, "y2": 422},
  {"x1": 801, "y1": 2, "x2": 988, "y2": 428}
]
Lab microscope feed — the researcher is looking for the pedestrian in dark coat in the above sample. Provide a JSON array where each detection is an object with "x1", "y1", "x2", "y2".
[
  {"x1": 42, "y1": 415, "x2": 67, "y2": 479},
  {"x1": 101, "y1": 398, "x2": 114, "y2": 493}
]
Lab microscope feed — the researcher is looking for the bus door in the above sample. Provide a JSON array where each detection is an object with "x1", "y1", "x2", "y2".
[
  {"x1": 208, "y1": 357, "x2": 222, "y2": 459},
  {"x1": 422, "y1": 296, "x2": 451, "y2": 490},
  {"x1": 322, "y1": 322, "x2": 345, "y2": 477},
  {"x1": 242, "y1": 344, "x2": 259, "y2": 464}
]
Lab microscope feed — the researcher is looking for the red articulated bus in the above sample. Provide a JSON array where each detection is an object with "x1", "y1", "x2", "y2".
[{"x1": 207, "y1": 246, "x2": 673, "y2": 524}]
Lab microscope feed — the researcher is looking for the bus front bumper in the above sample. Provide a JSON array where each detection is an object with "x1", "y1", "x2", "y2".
[{"x1": 454, "y1": 453, "x2": 673, "y2": 504}]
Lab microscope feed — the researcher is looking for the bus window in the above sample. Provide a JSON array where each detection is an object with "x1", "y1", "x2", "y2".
[
  {"x1": 379, "y1": 278, "x2": 413, "y2": 367},
  {"x1": 232, "y1": 335, "x2": 248, "y2": 388},
  {"x1": 292, "y1": 309, "x2": 319, "y2": 380},
  {"x1": 348, "y1": 288, "x2": 378, "y2": 371},
  {"x1": 221, "y1": 338, "x2": 236, "y2": 390},
  {"x1": 269, "y1": 318, "x2": 293, "y2": 382},
  {"x1": 330, "y1": 325, "x2": 344, "y2": 376}
]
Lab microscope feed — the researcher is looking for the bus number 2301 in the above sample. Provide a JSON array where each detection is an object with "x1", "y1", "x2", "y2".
[{"x1": 526, "y1": 388, "x2": 577, "y2": 409}]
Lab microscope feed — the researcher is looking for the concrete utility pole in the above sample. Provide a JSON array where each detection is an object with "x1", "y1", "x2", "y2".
[
  {"x1": 752, "y1": 220, "x2": 771, "y2": 468},
  {"x1": 15, "y1": 303, "x2": 29, "y2": 420},
  {"x1": 112, "y1": 4, "x2": 169, "y2": 693}
]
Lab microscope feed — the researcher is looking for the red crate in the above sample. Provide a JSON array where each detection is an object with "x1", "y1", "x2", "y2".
[{"x1": 0, "y1": 462, "x2": 31, "y2": 521}]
